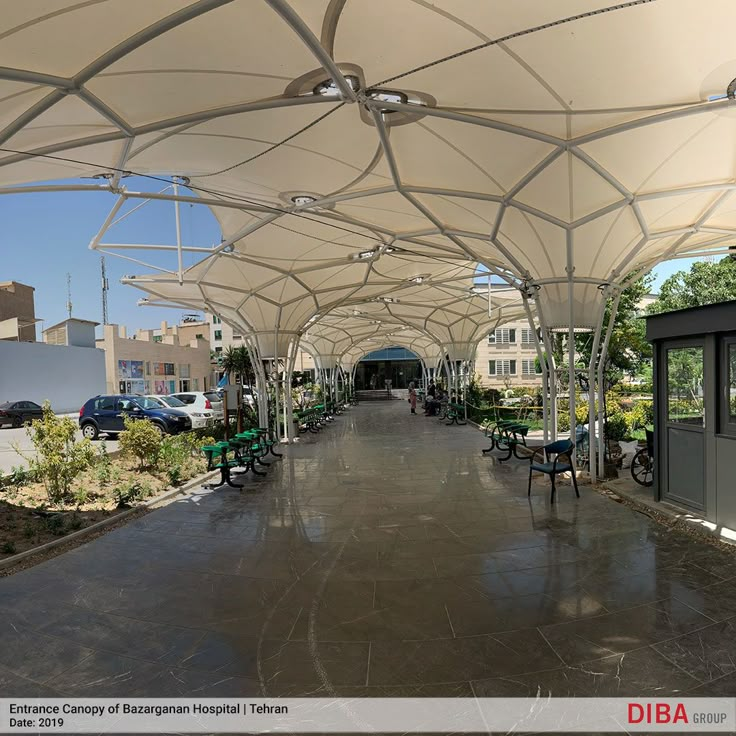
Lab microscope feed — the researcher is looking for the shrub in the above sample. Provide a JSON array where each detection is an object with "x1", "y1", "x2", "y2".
[
  {"x1": 118, "y1": 415, "x2": 162, "y2": 470},
  {"x1": 95, "y1": 440, "x2": 113, "y2": 486},
  {"x1": 22, "y1": 403, "x2": 95, "y2": 504},
  {"x1": 73, "y1": 486, "x2": 91, "y2": 506},
  {"x1": 1, "y1": 541, "x2": 16, "y2": 555},
  {"x1": 623, "y1": 400, "x2": 654, "y2": 437},
  {"x1": 466, "y1": 375, "x2": 484, "y2": 407},
  {"x1": 113, "y1": 479, "x2": 147, "y2": 507},
  {"x1": 158, "y1": 435, "x2": 191, "y2": 486},
  {"x1": 9, "y1": 465, "x2": 33, "y2": 488},
  {"x1": 557, "y1": 400, "x2": 591, "y2": 433},
  {"x1": 44, "y1": 514, "x2": 65, "y2": 536},
  {"x1": 605, "y1": 411, "x2": 628, "y2": 441},
  {"x1": 481, "y1": 387, "x2": 501, "y2": 406}
]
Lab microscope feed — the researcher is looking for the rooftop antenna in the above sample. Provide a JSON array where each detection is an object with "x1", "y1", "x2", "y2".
[
  {"x1": 100, "y1": 256, "x2": 109, "y2": 324},
  {"x1": 66, "y1": 273, "x2": 72, "y2": 319}
]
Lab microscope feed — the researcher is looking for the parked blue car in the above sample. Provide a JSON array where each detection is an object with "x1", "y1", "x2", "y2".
[{"x1": 79, "y1": 395, "x2": 192, "y2": 440}]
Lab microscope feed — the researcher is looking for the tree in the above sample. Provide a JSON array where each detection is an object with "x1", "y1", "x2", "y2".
[
  {"x1": 556, "y1": 274, "x2": 654, "y2": 389},
  {"x1": 221, "y1": 345, "x2": 255, "y2": 387},
  {"x1": 595, "y1": 273, "x2": 653, "y2": 384},
  {"x1": 649, "y1": 257, "x2": 736, "y2": 314}
]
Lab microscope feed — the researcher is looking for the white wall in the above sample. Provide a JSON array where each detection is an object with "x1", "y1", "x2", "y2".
[
  {"x1": 66, "y1": 321, "x2": 97, "y2": 348},
  {"x1": 0, "y1": 341, "x2": 106, "y2": 413}
]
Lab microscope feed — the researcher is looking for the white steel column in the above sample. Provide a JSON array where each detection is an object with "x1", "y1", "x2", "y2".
[
  {"x1": 247, "y1": 337, "x2": 269, "y2": 429},
  {"x1": 597, "y1": 290, "x2": 622, "y2": 478},
  {"x1": 522, "y1": 291, "x2": 548, "y2": 443},
  {"x1": 587, "y1": 287, "x2": 610, "y2": 483},
  {"x1": 173, "y1": 180, "x2": 184, "y2": 285},
  {"x1": 566, "y1": 232, "x2": 576, "y2": 452},
  {"x1": 536, "y1": 291, "x2": 558, "y2": 441},
  {"x1": 284, "y1": 339, "x2": 297, "y2": 443}
]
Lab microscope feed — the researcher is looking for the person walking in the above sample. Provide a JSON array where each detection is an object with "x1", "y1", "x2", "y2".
[{"x1": 408, "y1": 381, "x2": 417, "y2": 414}]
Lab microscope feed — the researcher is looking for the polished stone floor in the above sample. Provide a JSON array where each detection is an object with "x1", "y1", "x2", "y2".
[{"x1": 1, "y1": 401, "x2": 735, "y2": 703}]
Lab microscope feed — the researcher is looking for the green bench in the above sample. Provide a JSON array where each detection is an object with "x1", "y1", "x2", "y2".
[
  {"x1": 201, "y1": 442, "x2": 249, "y2": 488},
  {"x1": 201, "y1": 427, "x2": 282, "y2": 488},
  {"x1": 496, "y1": 423, "x2": 531, "y2": 462},
  {"x1": 481, "y1": 419, "x2": 520, "y2": 453},
  {"x1": 445, "y1": 402, "x2": 467, "y2": 426},
  {"x1": 295, "y1": 405, "x2": 325, "y2": 433},
  {"x1": 481, "y1": 420, "x2": 531, "y2": 462}
]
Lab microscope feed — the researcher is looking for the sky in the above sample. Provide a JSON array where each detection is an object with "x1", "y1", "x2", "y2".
[
  {"x1": 0, "y1": 178, "x2": 221, "y2": 336},
  {"x1": 0, "y1": 179, "x2": 695, "y2": 336}
]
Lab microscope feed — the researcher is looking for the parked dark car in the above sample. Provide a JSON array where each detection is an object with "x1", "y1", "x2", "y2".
[
  {"x1": 0, "y1": 400, "x2": 44, "y2": 428},
  {"x1": 78, "y1": 395, "x2": 192, "y2": 440}
]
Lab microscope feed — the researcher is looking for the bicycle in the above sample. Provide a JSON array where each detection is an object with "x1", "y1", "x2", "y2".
[{"x1": 630, "y1": 428, "x2": 654, "y2": 487}]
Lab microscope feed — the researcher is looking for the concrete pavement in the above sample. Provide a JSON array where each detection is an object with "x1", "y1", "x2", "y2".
[{"x1": 0, "y1": 420, "x2": 119, "y2": 474}]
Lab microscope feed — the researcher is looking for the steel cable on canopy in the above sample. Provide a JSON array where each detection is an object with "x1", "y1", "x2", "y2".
[
  {"x1": 371, "y1": 0, "x2": 660, "y2": 87},
  {"x1": 195, "y1": 103, "x2": 346, "y2": 178}
]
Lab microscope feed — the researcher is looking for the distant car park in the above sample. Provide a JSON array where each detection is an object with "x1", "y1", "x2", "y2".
[
  {"x1": 145, "y1": 395, "x2": 214, "y2": 429},
  {"x1": 170, "y1": 391, "x2": 224, "y2": 421},
  {"x1": 0, "y1": 400, "x2": 44, "y2": 428},
  {"x1": 79, "y1": 395, "x2": 192, "y2": 440}
]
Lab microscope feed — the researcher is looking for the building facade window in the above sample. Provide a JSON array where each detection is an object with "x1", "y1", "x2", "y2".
[
  {"x1": 521, "y1": 359, "x2": 541, "y2": 375},
  {"x1": 179, "y1": 364, "x2": 190, "y2": 378},
  {"x1": 489, "y1": 359, "x2": 517, "y2": 375},
  {"x1": 520, "y1": 328, "x2": 537, "y2": 346},
  {"x1": 215, "y1": 346, "x2": 223, "y2": 353},
  {"x1": 212, "y1": 315, "x2": 221, "y2": 324},
  {"x1": 154, "y1": 379, "x2": 176, "y2": 394},
  {"x1": 119, "y1": 379, "x2": 149, "y2": 394},
  {"x1": 488, "y1": 328, "x2": 516, "y2": 344},
  {"x1": 214, "y1": 330, "x2": 222, "y2": 341},
  {"x1": 179, "y1": 379, "x2": 191, "y2": 392}
]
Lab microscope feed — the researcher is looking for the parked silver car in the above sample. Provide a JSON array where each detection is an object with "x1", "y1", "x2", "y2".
[{"x1": 169, "y1": 391, "x2": 224, "y2": 421}]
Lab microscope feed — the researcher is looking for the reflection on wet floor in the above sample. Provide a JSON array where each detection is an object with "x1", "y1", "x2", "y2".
[{"x1": 1, "y1": 402, "x2": 735, "y2": 702}]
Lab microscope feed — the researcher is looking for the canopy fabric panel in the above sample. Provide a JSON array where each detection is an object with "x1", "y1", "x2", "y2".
[{"x1": 2, "y1": 1, "x2": 736, "y2": 345}]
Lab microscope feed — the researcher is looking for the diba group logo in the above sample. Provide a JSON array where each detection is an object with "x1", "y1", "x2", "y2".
[
  {"x1": 628, "y1": 703, "x2": 689, "y2": 725},
  {"x1": 627, "y1": 702, "x2": 729, "y2": 727}
]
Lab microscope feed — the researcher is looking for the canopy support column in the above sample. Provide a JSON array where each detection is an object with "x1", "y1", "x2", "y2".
[
  {"x1": 271, "y1": 330, "x2": 282, "y2": 441},
  {"x1": 522, "y1": 291, "x2": 548, "y2": 443},
  {"x1": 247, "y1": 337, "x2": 269, "y2": 430},
  {"x1": 535, "y1": 291, "x2": 558, "y2": 441},
  {"x1": 598, "y1": 289, "x2": 622, "y2": 479},
  {"x1": 172, "y1": 180, "x2": 184, "y2": 285},
  {"x1": 284, "y1": 338, "x2": 297, "y2": 443},
  {"x1": 587, "y1": 287, "x2": 610, "y2": 483},
  {"x1": 566, "y1": 232, "x2": 576, "y2": 460}
]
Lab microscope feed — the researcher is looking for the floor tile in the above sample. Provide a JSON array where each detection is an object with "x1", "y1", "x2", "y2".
[{"x1": 0, "y1": 402, "x2": 734, "y2": 697}]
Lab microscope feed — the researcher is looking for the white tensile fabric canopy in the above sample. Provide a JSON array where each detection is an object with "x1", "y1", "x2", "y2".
[
  {"x1": 300, "y1": 285, "x2": 524, "y2": 369},
  {"x1": 2, "y1": 1, "x2": 736, "y2": 364}
]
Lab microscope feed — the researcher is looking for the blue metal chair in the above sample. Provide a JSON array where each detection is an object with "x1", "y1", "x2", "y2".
[{"x1": 528, "y1": 438, "x2": 579, "y2": 503}]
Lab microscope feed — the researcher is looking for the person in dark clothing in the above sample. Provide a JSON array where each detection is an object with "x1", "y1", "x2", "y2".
[{"x1": 427, "y1": 381, "x2": 436, "y2": 399}]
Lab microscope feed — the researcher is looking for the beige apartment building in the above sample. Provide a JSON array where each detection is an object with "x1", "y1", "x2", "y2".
[
  {"x1": 0, "y1": 280, "x2": 38, "y2": 342},
  {"x1": 206, "y1": 310, "x2": 539, "y2": 386},
  {"x1": 475, "y1": 321, "x2": 543, "y2": 389},
  {"x1": 96, "y1": 322, "x2": 211, "y2": 395}
]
